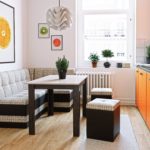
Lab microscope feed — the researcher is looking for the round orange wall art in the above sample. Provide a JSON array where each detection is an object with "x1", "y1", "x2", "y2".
[
  {"x1": 53, "y1": 38, "x2": 61, "y2": 47},
  {"x1": 0, "y1": 17, "x2": 11, "y2": 49}
]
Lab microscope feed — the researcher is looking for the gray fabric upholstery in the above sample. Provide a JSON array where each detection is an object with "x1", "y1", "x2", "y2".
[
  {"x1": 0, "y1": 69, "x2": 30, "y2": 98},
  {"x1": 29, "y1": 68, "x2": 75, "y2": 79},
  {"x1": 0, "y1": 69, "x2": 47, "y2": 128},
  {"x1": 0, "y1": 89, "x2": 47, "y2": 105}
]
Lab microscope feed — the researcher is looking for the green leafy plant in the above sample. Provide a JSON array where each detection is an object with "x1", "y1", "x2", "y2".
[
  {"x1": 56, "y1": 56, "x2": 69, "y2": 71},
  {"x1": 88, "y1": 53, "x2": 100, "y2": 62},
  {"x1": 102, "y1": 49, "x2": 114, "y2": 58},
  {"x1": 146, "y1": 45, "x2": 150, "y2": 58}
]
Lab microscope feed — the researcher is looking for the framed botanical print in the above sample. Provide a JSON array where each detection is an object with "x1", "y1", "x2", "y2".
[
  {"x1": 51, "y1": 35, "x2": 63, "y2": 51},
  {"x1": 38, "y1": 23, "x2": 50, "y2": 38},
  {"x1": 0, "y1": 1, "x2": 15, "y2": 63}
]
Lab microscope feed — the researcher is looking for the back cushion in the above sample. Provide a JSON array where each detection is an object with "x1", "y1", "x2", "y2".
[
  {"x1": 34, "y1": 68, "x2": 75, "y2": 79},
  {"x1": 0, "y1": 69, "x2": 30, "y2": 98}
]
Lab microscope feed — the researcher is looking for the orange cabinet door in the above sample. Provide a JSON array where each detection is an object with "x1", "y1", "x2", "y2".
[
  {"x1": 139, "y1": 69, "x2": 147, "y2": 121},
  {"x1": 138, "y1": 69, "x2": 142, "y2": 112},
  {"x1": 136, "y1": 69, "x2": 139, "y2": 107},
  {"x1": 146, "y1": 73, "x2": 150, "y2": 129}
]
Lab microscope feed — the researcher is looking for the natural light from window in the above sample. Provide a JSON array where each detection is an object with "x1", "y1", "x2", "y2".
[
  {"x1": 77, "y1": 0, "x2": 135, "y2": 67},
  {"x1": 82, "y1": 0, "x2": 129, "y2": 10},
  {"x1": 84, "y1": 14, "x2": 127, "y2": 61}
]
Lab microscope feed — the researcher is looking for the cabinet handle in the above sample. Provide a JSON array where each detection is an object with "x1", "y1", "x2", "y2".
[
  {"x1": 140, "y1": 73, "x2": 143, "y2": 75},
  {"x1": 136, "y1": 71, "x2": 139, "y2": 73}
]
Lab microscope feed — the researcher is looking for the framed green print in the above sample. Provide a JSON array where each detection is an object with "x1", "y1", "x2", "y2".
[{"x1": 38, "y1": 23, "x2": 50, "y2": 38}]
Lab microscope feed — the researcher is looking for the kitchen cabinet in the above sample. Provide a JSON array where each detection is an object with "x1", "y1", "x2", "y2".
[
  {"x1": 136, "y1": 67, "x2": 150, "y2": 129},
  {"x1": 138, "y1": 69, "x2": 147, "y2": 121},
  {"x1": 146, "y1": 73, "x2": 150, "y2": 128},
  {"x1": 136, "y1": 69, "x2": 139, "y2": 107}
]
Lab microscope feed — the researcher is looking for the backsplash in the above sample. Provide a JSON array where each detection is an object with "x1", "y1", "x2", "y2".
[{"x1": 136, "y1": 39, "x2": 150, "y2": 63}]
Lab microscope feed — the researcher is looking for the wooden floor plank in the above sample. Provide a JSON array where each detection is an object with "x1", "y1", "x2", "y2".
[{"x1": 0, "y1": 106, "x2": 149, "y2": 150}]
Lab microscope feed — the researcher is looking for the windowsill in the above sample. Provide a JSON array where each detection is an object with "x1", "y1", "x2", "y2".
[{"x1": 76, "y1": 61, "x2": 134, "y2": 69}]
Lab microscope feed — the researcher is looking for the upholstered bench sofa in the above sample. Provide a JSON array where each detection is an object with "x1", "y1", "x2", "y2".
[
  {"x1": 0, "y1": 68, "x2": 75, "y2": 128},
  {"x1": 0, "y1": 69, "x2": 48, "y2": 128}
]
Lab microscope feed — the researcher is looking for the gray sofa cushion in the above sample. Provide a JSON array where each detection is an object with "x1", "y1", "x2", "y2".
[
  {"x1": 0, "y1": 69, "x2": 30, "y2": 98},
  {"x1": 0, "y1": 89, "x2": 47, "y2": 105}
]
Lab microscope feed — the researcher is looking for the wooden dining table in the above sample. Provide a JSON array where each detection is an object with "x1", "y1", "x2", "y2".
[{"x1": 28, "y1": 75, "x2": 87, "y2": 137}]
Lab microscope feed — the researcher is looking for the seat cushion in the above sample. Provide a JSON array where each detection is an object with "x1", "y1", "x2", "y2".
[
  {"x1": 54, "y1": 89, "x2": 73, "y2": 94},
  {"x1": 86, "y1": 98, "x2": 120, "y2": 111},
  {"x1": 91, "y1": 88, "x2": 112, "y2": 96},
  {"x1": 0, "y1": 89, "x2": 47, "y2": 105}
]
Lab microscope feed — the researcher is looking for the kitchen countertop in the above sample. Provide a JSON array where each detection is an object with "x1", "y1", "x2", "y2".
[{"x1": 137, "y1": 64, "x2": 150, "y2": 73}]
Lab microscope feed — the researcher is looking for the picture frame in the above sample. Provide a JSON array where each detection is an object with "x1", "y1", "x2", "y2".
[
  {"x1": 38, "y1": 23, "x2": 50, "y2": 38},
  {"x1": 51, "y1": 35, "x2": 63, "y2": 51},
  {"x1": 0, "y1": 1, "x2": 15, "y2": 64}
]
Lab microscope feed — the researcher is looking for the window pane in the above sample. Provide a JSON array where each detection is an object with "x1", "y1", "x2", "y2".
[
  {"x1": 84, "y1": 14, "x2": 127, "y2": 61},
  {"x1": 83, "y1": 0, "x2": 129, "y2": 10}
]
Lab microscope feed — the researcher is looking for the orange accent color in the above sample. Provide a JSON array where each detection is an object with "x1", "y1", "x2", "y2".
[
  {"x1": 0, "y1": 17, "x2": 11, "y2": 49},
  {"x1": 146, "y1": 73, "x2": 150, "y2": 129},
  {"x1": 138, "y1": 69, "x2": 147, "y2": 121},
  {"x1": 136, "y1": 69, "x2": 139, "y2": 107},
  {"x1": 53, "y1": 38, "x2": 61, "y2": 47}
]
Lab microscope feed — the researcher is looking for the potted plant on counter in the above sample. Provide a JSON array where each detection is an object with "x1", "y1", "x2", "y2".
[
  {"x1": 146, "y1": 45, "x2": 150, "y2": 64},
  {"x1": 102, "y1": 49, "x2": 114, "y2": 68},
  {"x1": 88, "y1": 53, "x2": 100, "y2": 68},
  {"x1": 56, "y1": 56, "x2": 69, "y2": 79}
]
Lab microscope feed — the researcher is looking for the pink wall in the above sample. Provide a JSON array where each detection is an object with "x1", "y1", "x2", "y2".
[
  {"x1": 27, "y1": 0, "x2": 76, "y2": 68},
  {"x1": 137, "y1": 0, "x2": 150, "y2": 40}
]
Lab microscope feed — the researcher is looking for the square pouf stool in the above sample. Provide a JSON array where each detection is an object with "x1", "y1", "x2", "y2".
[
  {"x1": 91, "y1": 88, "x2": 112, "y2": 100},
  {"x1": 86, "y1": 98, "x2": 120, "y2": 142},
  {"x1": 53, "y1": 89, "x2": 73, "y2": 112}
]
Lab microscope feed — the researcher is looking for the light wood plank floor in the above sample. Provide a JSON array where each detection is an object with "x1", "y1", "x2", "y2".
[{"x1": 0, "y1": 106, "x2": 149, "y2": 150}]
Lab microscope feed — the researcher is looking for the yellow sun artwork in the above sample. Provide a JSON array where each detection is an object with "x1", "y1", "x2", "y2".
[{"x1": 0, "y1": 17, "x2": 11, "y2": 49}]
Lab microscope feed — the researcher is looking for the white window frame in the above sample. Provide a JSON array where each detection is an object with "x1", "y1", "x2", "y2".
[{"x1": 76, "y1": 0, "x2": 136, "y2": 68}]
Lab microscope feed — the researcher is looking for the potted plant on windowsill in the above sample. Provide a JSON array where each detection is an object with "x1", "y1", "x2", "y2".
[
  {"x1": 102, "y1": 49, "x2": 114, "y2": 68},
  {"x1": 88, "y1": 53, "x2": 100, "y2": 68},
  {"x1": 56, "y1": 56, "x2": 69, "y2": 79},
  {"x1": 146, "y1": 45, "x2": 150, "y2": 64}
]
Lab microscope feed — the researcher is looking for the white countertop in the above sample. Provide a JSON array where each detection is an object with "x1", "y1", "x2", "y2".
[{"x1": 28, "y1": 75, "x2": 87, "y2": 85}]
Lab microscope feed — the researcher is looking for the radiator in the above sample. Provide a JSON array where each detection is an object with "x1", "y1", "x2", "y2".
[{"x1": 76, "y1": 71, "x2": 112, "y2": 96}]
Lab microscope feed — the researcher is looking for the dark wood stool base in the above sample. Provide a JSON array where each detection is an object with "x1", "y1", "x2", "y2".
[{"x1": 86, "y1": 106, "x2": 120, "y2": 142}]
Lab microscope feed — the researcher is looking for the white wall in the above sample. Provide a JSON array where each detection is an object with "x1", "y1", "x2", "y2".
[
  {"x1": 27, "y1": 0, "x2": 136, "y2": 105},
  {"x1": 77, "y1": 68, "x2": 135, "y2": 105},
  {"x1": 27, "y1": 0, "x2": 76, "y2": 68},
  {"x1": 0, "y1": 0, "x2": 28, "y2": 71}
]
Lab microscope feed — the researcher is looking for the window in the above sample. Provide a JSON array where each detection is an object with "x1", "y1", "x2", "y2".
[{"x1": 77, "y1": 0, "x2": 135, "y2": 67}]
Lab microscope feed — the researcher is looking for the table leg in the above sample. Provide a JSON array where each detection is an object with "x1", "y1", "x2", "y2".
[
  {"x1": 83, "y1": 79, "x2": 87, "y2": 117},
  {"x1": 48, "y1": 89, "x2": 54, "y2": 116},
  {"x1": 73, "y1": 87, "x2": 80, "y2": 137},
  {"x1": 29, "y1": 85, "x2": 35, "y2": 135}
]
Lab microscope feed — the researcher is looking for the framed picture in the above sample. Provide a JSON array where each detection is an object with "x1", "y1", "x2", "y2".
[
  {"x1": 51, "y1": 35, "x2": 63, "y2": 51},
  {"x1": 0, "y1": 1, "x2": 15, "y2": 63},
  {"x1": 38, "y1": 23, "x2": 50, "y2": 38}
]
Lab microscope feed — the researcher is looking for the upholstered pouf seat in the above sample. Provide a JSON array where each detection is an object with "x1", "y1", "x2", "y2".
[
  {"x1": 91, "y1": 88, "x2": 112, "y2": 100},
  {"x1": 54, "y1": 89, "x2": 73, "y2": 112},
  {"x1": 86, "y1": 98, "x2": 120, "y2": 141}
]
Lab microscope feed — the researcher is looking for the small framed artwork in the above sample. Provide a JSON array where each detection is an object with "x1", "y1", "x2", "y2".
[
  {"x1": 0, "y1": 1, "x2": 15, "y2": 63},
  {"x1": 38, "y1": 23, "x2": 50, "y2": 38},
  {"x1": 51, "y1": 35, "x2": 63, "y2": 51}
]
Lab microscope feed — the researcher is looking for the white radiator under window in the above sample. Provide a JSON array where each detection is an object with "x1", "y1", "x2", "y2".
[{"x1": 76, "y1": 71, "x2": 112, "y2": 96}]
